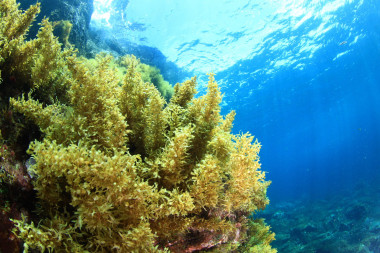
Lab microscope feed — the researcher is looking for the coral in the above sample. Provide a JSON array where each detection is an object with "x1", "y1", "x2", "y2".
[{"x1": 1, "y1": 1, "x2": 275, "y2": 252}]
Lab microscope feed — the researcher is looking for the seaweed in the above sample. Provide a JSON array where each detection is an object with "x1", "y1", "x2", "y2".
[{"x1": 0, "y1": 1, "x2": 276, "y2": 252}]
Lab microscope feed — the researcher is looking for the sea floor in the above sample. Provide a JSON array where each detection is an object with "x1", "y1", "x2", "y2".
[{"x1": 260, "y1": 182, "x2": 380, "y2": 253}]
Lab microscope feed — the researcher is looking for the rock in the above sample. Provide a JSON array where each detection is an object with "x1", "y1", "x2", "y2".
[
  {"x1": 346, "y1": 205, "x2": 367, "y2": 221},
  {"x1": 18, "y1": 0, "x2": 94, "y2": 53}
]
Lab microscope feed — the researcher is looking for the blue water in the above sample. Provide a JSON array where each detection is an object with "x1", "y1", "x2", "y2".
[{"x1": 91, "y1": 0, "x2": 380, "y2": 204}]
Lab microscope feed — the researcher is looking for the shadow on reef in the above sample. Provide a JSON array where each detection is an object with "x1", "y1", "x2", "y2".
[{"x1": 0, "y1": 1, "x2": 276, "y2": 252}]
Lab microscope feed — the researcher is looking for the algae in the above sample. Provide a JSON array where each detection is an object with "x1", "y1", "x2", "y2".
[{"x1": 0, "y1": 1, "x2": 276, "y2": 252}]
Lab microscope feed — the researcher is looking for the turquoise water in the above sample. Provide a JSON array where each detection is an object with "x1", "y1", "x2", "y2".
[{"x1": 91, "y1": 0, "x2": 380, "y2": 204}]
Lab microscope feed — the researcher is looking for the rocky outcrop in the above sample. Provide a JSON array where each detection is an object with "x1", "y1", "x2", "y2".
[{"x1": 19, "y1": 0, "x2": 94, "y2": 53}]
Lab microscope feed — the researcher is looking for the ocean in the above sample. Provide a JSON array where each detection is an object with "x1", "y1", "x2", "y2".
[
  {"x1": 1, "y1": 0, "x2": 379, "y2": 252},
  {"x1": 91, "y1": 0, "x2": 380, "y2": 251}
]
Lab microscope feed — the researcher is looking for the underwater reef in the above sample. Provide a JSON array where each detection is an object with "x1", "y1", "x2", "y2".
[
  {"x1": 0, "y1": 1, "x2": 276, "y2": 252},
  {"x1": 261, "y1": 181, "x2": 380, "y2": 253}
]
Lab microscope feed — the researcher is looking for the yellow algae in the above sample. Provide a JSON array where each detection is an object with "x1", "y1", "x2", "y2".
[{"x1": 1, "y1": 1, "x2": 275, "y2": 252}]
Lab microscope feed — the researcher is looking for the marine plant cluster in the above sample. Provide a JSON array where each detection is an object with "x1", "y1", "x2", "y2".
[{"x1": 0, "y1": 0, "x2": 276, "y2": 252}]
